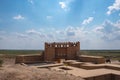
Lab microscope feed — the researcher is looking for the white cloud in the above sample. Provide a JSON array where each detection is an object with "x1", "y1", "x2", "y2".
[
  {"x1": 59, "y1": 26, "x2": 91, "y2": 42},
  {"x1": 59, "y1": 1, "x2": 69, "y2": 11},
  {"x1": 28, "y1": 0, "x2": 34, "y2": 4},
  {"x1": 26, "y1": 29, "x2": 45, "y2": 38},
  {"x1": 93, "y1": 26, "x2": 104, "y2": 34},
  {"x1": 65, "y1": 27, "x2": 75, "y2": 36},
  {"x1": 15, "y1": 33, "x2": 28, "y2": 38},
  {"x1": 59, "y1": 0, "x2": 74, "y2": 11},
  {"x1": 26, "y1": 29, "x2": 40, "y2": 34},
  {"x1": 107, "y1": 0, "x2": 120, "y2": 15},
  {"x1": 0, "y1": 20, "x2": 120, "y2": 49},
  {"x1": 93, "y1": 20, "x2": 120, "y2": 40},
  {"x1": 59, "y1": 2, "x2": 66, "y2": 9},
  {"x1": 82, "y1": 17, "x2": 94, "y2": 25},
  {"x1": 13, "y1": 14, "x2": 24, "y2": 20},
  {"x1": 115, "y1": 20, "x2": 120, "y2": 28}
]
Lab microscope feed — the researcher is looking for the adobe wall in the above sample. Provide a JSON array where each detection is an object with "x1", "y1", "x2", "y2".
[
  {"x1": 15, "y1": 54, "x2": 44, "y2": 64},
  {"x1": 78, "y1": 55, "x2": 105, "y2": 64},
  {"x1": 44, "y1": 42, "x2": 80, "y2": 61},
  {"x1": 113, "y1": 74, "x2": 120, "y2": 80},
  {"x1": 44, "y1": 42, "x2": 55, "y2": 61},
  {"x1": 84, "y1": 74, "x2": 120, "y2": 80},
  {"x1": 85, "y1": 74, "x2": 111, "y2": 80}
]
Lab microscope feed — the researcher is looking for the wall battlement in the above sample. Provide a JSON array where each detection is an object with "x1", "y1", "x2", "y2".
[{"x1": 45, "y1": 42, "x2": 80, "y2": 48}]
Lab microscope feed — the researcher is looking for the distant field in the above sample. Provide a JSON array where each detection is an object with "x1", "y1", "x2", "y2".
[
  {"x1": 80, "y1": 50, "x2": 120, "y2": 60},
  {"x1": 80, "y1": 50, "x2": 120, "y2": 56},
  {"x1": 0, "y1": 50, "x2": 43, "y2": 58},
  {"x1": 0, "y1": 50, "x2": 120, "y2": 60}
]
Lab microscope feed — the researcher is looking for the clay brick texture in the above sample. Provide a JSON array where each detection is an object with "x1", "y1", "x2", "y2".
[
  {"x1": 44, "y1": 42, "x2": 80, "y2": 61},
  {"x1": 15, "y1": 54, "x2": 44, "y2": 64}
]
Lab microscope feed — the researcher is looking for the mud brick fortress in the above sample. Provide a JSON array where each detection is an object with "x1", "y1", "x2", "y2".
[
  {"x1": 15, "y1": 41, "x2": 120, "y2": 80},
  {"x1": 44, "y1": 42, "x2": 80, "y2": 61},
  {"x1": 15, "y1": 41, "x2": 105, "y2": 64}
]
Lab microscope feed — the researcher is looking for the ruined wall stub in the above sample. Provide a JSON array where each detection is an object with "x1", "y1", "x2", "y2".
[{"x1": 44, "y1": 41, "x2": 80, "y2": 61}]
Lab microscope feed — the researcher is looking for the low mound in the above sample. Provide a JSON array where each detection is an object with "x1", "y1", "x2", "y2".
[{"x1": 0, "y1": 64, "x2": 84, "y2": 80}]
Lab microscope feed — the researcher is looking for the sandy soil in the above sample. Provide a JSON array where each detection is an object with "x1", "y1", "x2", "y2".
[{"x1": 0, "y1": 58, "x2": 84, "y2": 80}]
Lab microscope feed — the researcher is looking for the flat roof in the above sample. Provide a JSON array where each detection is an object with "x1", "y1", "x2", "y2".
[
  {"x1": 16, "y1": 54, "x2": 42, "y2": 56},
  {"x1": 80, "y1": 55, "x2": 104, "y2": 58}
]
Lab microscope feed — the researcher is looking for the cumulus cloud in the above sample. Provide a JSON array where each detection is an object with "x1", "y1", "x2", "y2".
[
  {"x1": 66, "y1": 27, "x2": 75, "y2": 36},
  {"x1": 93, "y1": 26, "x2": 104, "y2": 33},
  {"x1": 92, "y1": 26, "x2": 104, "y2": 38},
  {"x1": 59, "y1": 26, "x2": 91, "y2": 43},
  {"x1": 59, "y1": 0, "x2": 74, "y2": 11},
  {"x1": 59, "y1": 2, "x2": 66, "y2": 9},
  {"x1": 26, "y1": 29, "x2": 40, "y2": 35},
  {"x1": 107, "y1": 0, "x2": 120, "y2": 15},
  {"x1": 28, "y1": 0, "x2": 34, "y2": 4},
  {"x1": 1, "y1": 20, "x2": 120, "y2": 49},
  {"x1": 93, "y1": 20, "x2": 120, "y2": 40},
  {"x1": 15, "y1": 33, "x2": 28, "y2": 38},
  {"x1": 82, "y1": 17, "x2": 94, "y2": 25},
  {"x1": 13, "y1": 14, "x2": 24, "y2": 20},
  {"x1": 115, "y1": 20, "x2": 120, "y2": 28},
  {"x1": 26, "y1": 29, "x2": 45, "y2": 38}
]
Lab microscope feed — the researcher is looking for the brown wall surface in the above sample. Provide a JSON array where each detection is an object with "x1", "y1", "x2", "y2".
[
  {"x1": 85, "y1": 74, "x2": 120, "y2": 80},
  {"x1": 78, "y1": 55, "x2": 105, "y2": 64},
  {"x1": 15, "y1": 54, "x2": 44, "y2": 63},
  {"x1": 44, "y1": 47, "x2": 55, "y2": 61},
  {"x1": 44, "y1": 42, "x2": 80, "y2": 61},
  {"x1": 113, "y1": 74, "x2": 120, "y2": 80}
]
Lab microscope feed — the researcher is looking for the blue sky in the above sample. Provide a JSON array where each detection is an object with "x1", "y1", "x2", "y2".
[{"x1": 0, "y1": 0, "x2": 120, "y2": 50}]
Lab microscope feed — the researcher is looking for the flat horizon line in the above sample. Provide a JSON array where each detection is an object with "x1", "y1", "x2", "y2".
[{"x1": 0, "y1": 49, "x2": 120, "y2": 51}]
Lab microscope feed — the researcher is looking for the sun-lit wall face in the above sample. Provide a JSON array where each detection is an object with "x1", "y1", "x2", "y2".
[{"x1": 44, "y1": 42, "x2": 80, "y2": 61}]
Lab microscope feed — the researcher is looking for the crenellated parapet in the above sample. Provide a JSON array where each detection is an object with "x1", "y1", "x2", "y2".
[{"x1": 45, "y1": 41, "x2": 80, "y2": 48}]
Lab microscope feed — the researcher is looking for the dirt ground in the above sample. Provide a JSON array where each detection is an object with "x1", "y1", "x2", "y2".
[{"x1": 0, "y1": 57, "x2": 84, "y2": 80}]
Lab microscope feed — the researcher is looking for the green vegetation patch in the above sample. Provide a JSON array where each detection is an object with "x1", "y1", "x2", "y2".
[
  {"x1": 0, "y1": 50, "x2": 43, "y2": 58},
  {"x1": 80, "y1": 50, "x2": 120, "y2": 60}
]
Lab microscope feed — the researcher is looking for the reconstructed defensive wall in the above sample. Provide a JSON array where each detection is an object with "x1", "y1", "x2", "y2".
[
  {"x1": 63, "y1": 60, "x2": 120, "y2": 71},
  {"x1": 15, "y1": 41, "x2": 105, "y2": 64},
  {"x1": 84, "y1": 74, "x2": 120, "y2": 80},
  {"x1": 78, "y1": 55, "x2": 105, "y2": 64},
  {"x1": 56, "y1": 60, "x2": 120, "y2": 80},
  {"x1": 44, "y1": 42, "x2": 80, "y2": 61},
  {"x1": 15, "y1": 54, "x2": 44, "y2": 64}
]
